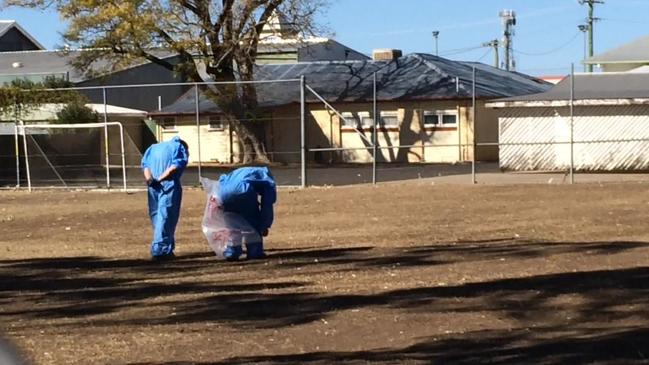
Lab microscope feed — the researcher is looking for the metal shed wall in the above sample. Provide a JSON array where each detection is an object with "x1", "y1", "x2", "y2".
[{"x1": 499, "y1": 105, "x2": 649, "y2": 171}]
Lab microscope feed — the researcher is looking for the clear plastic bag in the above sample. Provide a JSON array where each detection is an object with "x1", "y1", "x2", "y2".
[{"x1": 201, "y1": 177, "x2": 261, "y2": 258}]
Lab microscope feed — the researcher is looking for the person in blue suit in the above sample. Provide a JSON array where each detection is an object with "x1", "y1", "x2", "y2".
[
  {"x1": 141, "y1": 136, "x2": 189, "y2": 260},
  {"x1": 218, "y1": 167, "x2": 277, "y2": 260}
]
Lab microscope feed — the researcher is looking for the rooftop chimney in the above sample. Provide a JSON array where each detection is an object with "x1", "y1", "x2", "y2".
[{"x1": 372, "y1": 49, "x2": 402, "y2": 61}]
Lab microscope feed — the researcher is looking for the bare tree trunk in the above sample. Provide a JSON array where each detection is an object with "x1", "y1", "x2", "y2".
[
  {"x1": 201, "y1": 82, "x2": 270, "y2": 164},
  {"x1": 230, "y1": 118, "x2": 269, "y2": 164}
]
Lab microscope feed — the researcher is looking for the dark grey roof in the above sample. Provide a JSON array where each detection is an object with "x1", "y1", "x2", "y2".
[
  {"x1": 152, "y1": 53, "x2": 550, "y2": 115},
  {"x1": 585, "y1": 34, "x2": 649, "y2": 64},
  {"x1": 0, "y1": 50, "x2": 83, "y2": 81},
  {"x1": 0, "y1": 49, "x2": 176, "y2": 83},
  {"x1": 495, "y1": 73, "x2": 649, "y2": 102}
]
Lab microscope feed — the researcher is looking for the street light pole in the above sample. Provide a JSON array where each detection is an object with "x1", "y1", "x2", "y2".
[
  {"x1": 578, "y1": 24, "x2": 589, "y2": 72},
  {"x1": 432, "y1": 31, "x2": 439, "y2": 56}
]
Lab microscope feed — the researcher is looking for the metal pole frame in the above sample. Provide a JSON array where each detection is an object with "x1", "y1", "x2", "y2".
[
  {"x1": 118, "y1": 123, "x2": 127, "y2": 191},
  {"x1": 304, "y1": 84, "x2": 373, "y2": 145},
  {"x1": 570, "y1": 64, "x2": 575, "y2": 184},
  {"x1": 300, "y1": 76, "x2": 307, "y2": 188},
  {"x1": 194, "y1": 84, "x2": 202, "y2": 182},
  {"x1": 102, "y1": 87, "x2": 110, "y2": 189},
  {"x1": 28, "y1": 134, "x2": 66, "y2": 187},
  {"x1": 471, "y1": 66, "x2": 477, "y2": 184},
  {"x1": 372, "y1": 72, "x2": 378, "y2": 185},
  {"x1": 21, "y1": 122, "x2": 128, "y2": 192},
  {"x1": 20, "y1": 121, "x2": 31, "y2": 192},
  {"x1": 14, "y1": 122, "x2": 19, "y2": 188}
]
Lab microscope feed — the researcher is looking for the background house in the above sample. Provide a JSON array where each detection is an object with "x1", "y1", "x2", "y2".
[
  {"x1": 487, "y1": 72, "x2": 649, "y2": 171},
  {"x1": 149, "y1": 51, "x2": 549, "y2": 165},
  {"x1": 0, "y1": 19, "x2": 373, "y2": 184},
  {"x1": 0, "y1": 20, "x2": 44, "y2": 53},
  {"x1": 584, "y1": 34, "x2": 649, "y2": 73}
]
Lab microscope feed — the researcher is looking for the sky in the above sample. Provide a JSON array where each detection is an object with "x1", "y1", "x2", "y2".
[{"x1": 1, "y1": 0, "x2": 648, "y2": 76}]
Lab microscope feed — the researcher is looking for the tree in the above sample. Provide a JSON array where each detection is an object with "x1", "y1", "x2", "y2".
[
  {"x1": 56, "y1": 100, "x2": 99, "y2": 124},
  {"x1": 0, "y1": 76, "x2": 88, "y2": 122},
  {"x1": 3, "y1": 0, "x2": 328, "y2": 163}
]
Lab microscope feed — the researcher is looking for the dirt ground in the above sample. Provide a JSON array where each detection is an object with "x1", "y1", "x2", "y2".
[{"x1": 2, "y1": 181, "x2": 649, "y2": 364}]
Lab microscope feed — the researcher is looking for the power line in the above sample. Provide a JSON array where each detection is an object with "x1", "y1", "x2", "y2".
[
  {"x1": 513, "y1": 31, "x2": 581, "y2": 56},
  {"x1": 600, "y1": 17, "x2": 646, "y2": 25},
  {"x1": 439, "y1": 45, "x2": 486, "y2": 57},
  {"x1": 475, "y1": 48, "x2": 492, "y2": 62}
]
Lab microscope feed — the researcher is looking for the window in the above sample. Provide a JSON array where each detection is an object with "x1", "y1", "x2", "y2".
[
  {"x1": 423, "y1": 110, "x2": 457, "y2": 127},
  {"x1": 380, "y1": 112, "x2": 398, "y2": 127},
  {"x1": 343, "y1": 112, "x2": 399, "y2": 128},
  {"x1": 361, "y1": 115, "x2": 374, "y2": 127},
  {"x1": 208, "y1": 116, "x2": 225, "y2": 130},
  {"x1": 442, "y1": 114, "x2": 457, "y2": 125},
  {"x1": 161, "y1": 117, "x2": 176, "y2": 131},
  {"x1": 341, "y1": 112, "x2": 359, "y2": 128}
]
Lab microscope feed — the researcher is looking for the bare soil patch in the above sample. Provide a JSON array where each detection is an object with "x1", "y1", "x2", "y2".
[{"x1": 2, "y1": 181, "x2": 649, "y2": 364}]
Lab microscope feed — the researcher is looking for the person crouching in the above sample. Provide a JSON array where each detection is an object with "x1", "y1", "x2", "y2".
[{"x1": 217, "y1": 167, "x2": 276, "y2": 260}]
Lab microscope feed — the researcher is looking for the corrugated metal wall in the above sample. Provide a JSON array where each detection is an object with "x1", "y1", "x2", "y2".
[{"x1": 499, "y1": 105, "x2": 649, "y2": 171}]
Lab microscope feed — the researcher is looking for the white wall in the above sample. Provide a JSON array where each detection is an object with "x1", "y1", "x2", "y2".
[{"x1": 499, "y1": 105, "x2": 649, "y2": 171}]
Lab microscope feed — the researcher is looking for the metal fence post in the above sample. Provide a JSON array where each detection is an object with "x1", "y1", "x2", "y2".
[
  {"x1": 14, "y1": 122, "x2": 19, "y2": 188},
  {"x1": 300, "y1": 76, "x2": 307, "y2": 188},
  {"x1": 372, "y1": 72, "x2": 378, "y2": 185},
  {"x1": 471, "y1": 66, "x2": 477, "y2": 184},
  {"x1": 570, "y1": 63, "x2": 575, "y2": 184},
  {"x1": 118, "y1": 123, "x2": 127, "y2": 192},
  {"x1": 20, "y1": 121, "x2": 31, "y2": 192},
  {"x1": 195, "y1": 84, "x2": 202, "y2": 183},
  {"x1": 102, "y1": 87, "x2": 110, "y2": 189}
]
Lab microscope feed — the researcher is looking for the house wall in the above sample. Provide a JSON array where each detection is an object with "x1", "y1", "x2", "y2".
[
  {"x1": 0, "y1": 28, "x2": 40, "y2": 52},
  {"x1": 498, "y1": 104, "x2": 649, "y2": 171},
  {"x1": 476, "y1": 102, "x2": 500, "y2": 161},
  {"x1": 153, "y1": 99, "x2": 500, "y2": 165},
  {"x1": 600, "y1": 63, "x2": 644, "y2": 73},
  {"x1": 257, "y1": 52, "x2": 298, "y2": 64},
  {"x1": 158, "y1": 117, "x2": 239, "y2": 164}
]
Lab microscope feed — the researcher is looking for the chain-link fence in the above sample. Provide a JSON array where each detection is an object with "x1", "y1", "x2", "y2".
[{"x1": 3, "y1": 65, "x2": 649, "y2": 191}]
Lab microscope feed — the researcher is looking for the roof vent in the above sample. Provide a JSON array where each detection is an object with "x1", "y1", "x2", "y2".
[
  {"x1": 372, "y1": 49, "x2": 402, "y2": 61},
  {"x1": 11, "y1": 62, "x2": 23, "y2": 69}
]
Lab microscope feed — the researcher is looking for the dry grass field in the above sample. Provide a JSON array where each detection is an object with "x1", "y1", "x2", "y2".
[{"x1": 2, "y1": 181, "x2": 649, "y2": 364}]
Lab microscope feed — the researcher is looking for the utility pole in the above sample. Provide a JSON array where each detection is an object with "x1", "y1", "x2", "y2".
[
  {"x1": 578, "y1": 24, "x2": 589, "y2": 72},
  {"x1": 482, "y1": 39, "x2": 500, "y2": 68},
  {"x1": 580, "y1": 0, "x2": 604, "y2": 72},
  {"x1": 432, "y1": 31, "x2": 439, "y2": 56},
  {"x1": 499, "y1": 10, "x2": 516, "y2": 71}
]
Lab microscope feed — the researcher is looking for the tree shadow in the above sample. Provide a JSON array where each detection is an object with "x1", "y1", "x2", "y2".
[
  {"x1": 2, "y1": 239, "x2": 649, "y2": 365},
  {"x1": 266, "y1": 239, "x2": 648, "y2": 270},
  {"x1": 129, "y1": 326, "x2": 649, "y2": 364}
]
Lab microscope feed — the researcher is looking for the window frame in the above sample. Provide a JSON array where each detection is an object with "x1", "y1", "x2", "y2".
[
  {"x1": 160, "y1": 116, "x2": 177, "y2": 132},
  {"x1": 341, "y1": 112, "x2": 360, "y2": 128},
  {"x1": 208, "y1": 115, "x2": 225, "y2": 131},
  {"x1": 341, "y1": 111, "x2": 400, "y2": 130},
  {"x1": 379, "y1": 111, "x2": 399, "y2": 127},
  {"x1": 422, "y1": 109, "x2": 458, "y2": 128}
]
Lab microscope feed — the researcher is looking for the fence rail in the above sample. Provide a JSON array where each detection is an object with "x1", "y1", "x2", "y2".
[{"x1": 4, "y1": 65, "x2": 649, "y2": 191}]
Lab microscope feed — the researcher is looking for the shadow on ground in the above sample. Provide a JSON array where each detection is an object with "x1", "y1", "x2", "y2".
[
  {"x1": 2, "y1": 239, "x2": 649, "y2": 363},
  {"x1": 129, "y1": 326, "x2": 649, "y2": 364}
]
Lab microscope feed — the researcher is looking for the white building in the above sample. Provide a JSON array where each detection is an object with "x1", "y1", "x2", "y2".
[{"x1": 487, "y1": 73, "x2": 649, "y2": 171}]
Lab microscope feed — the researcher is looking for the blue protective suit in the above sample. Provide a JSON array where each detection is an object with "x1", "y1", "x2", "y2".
[
  {"x1": 218, "y1": 167, "x2": 277, "y2": 259},
  {"x1": 141, "y1": 136, "x2": 188, "y2": 258}
]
